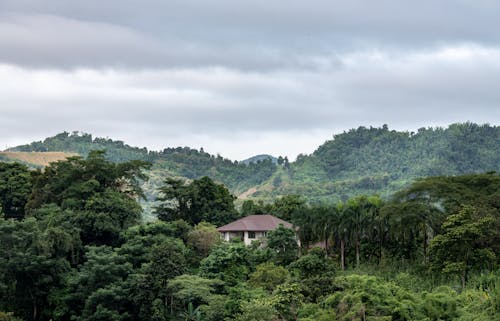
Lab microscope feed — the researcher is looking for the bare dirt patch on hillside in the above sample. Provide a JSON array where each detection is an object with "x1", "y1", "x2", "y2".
[
  {"x1": 0, "y1": 152, "x2": 77, "y2": 166},
  {"x1": 238, "y1": 187, "x2": 257, "y2": 199}
]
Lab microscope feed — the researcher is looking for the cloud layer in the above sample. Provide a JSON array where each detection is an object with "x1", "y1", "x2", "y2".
[{"x1": 0, "y1": 1, "x2": 498, "y2": 159}]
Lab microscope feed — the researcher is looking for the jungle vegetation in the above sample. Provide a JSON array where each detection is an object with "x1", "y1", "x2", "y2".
[
  {"x1": 6, "y1": 123, "x2": 499, "y2": 207},
  {"x1": 0, "y1": 151, "x2": 499, "y2": 321}
]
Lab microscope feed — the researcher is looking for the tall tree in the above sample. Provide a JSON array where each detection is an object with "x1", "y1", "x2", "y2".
[
  {"x1": 429, "y1": 205, "x2": 498, "y2": 288},
  {"x1": 0, "y1": 218, "x2": 72, "y2": 321},
  {"x1": 0, "y1": 162, "x2": 32, "y2": 220},
  {"x1": 266, "y1": 226, "x2": 299, "y2": 266},
  {"x1": 154, "y1": 176, "x2": 238, "y2": 226},
  {"x1": 271, "y1": 195, "x2": 306, "y2": 221},
  {"x1": 26, "y1": 151, "x2": 149, "y2": 246}
]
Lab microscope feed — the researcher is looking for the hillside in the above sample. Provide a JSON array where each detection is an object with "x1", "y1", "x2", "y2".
[
  {"x1": 241, "y1": 154, "x2": 278, "y2": 165},
  {"x1": 5, "y1": 122, "x2": 500, "y2": 208},
  {"x1": 0, "y1": 151, "x2": 76, "y2": 167},
  {"x1": 254, "y1": 123, "x2": 500, "y2": 202}
]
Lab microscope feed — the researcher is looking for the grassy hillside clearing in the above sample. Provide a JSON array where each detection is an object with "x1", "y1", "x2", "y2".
[{"x1": 0, "y1": 151, "x2": 77, "y2": 167}]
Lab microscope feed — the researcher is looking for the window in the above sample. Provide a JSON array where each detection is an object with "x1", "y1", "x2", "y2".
[{"x1": 248, "y1": 231, "x2": 256, "y2": 239}]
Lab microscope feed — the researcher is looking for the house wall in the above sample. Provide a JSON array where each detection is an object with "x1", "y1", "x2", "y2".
[
  {"x1": 221, "y1": 230, "x2": 300, "y2": 247},
  {"x1": 243, "y1": 231, "x2": 266, "y2": 246},
  {"x1": 221, "y1": 231, "x2": 266, "y2": 245}
]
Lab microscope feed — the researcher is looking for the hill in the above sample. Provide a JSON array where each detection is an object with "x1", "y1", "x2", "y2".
[
  {"x1": 253, "y1": 122, "x2": 500, "y2": 202},
  {"x1": 5, "y1": 122, "x2": 500, "y2": 208},
  {"x1": 0, "y1": 151, "x2": 76, "y2": 167},
  {"x1": 6, "y1": 131, "x2": 277, "y2": 202},
  {"x1": 241, "y1": 154, "x2": 278, "y2": 165}
]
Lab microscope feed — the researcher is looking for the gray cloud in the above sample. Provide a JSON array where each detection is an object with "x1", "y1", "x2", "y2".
[
  {"x1": 0, "y1": 1, "x2": 499, "y2": 159},
  {"x1": 1, "y1": 1, "x2": 500, "y2": 69}
]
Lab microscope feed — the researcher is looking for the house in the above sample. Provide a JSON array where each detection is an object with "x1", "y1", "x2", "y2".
[{"x1": 217, "y1": 214, "x2": 294, "y2": 246}]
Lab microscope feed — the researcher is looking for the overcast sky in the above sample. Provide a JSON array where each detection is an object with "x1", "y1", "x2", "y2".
[{"x1": 1, "y1": 1, "x2": 499, "y2": 160}]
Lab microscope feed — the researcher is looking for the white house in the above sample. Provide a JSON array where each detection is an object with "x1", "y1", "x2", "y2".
[{"x1": 217, "y1": 214, "x2": 295, "y2": 246}]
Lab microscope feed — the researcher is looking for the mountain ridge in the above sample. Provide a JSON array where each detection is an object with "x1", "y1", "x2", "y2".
[{"x1": 4, "y1": 122, "x2": 499, "y2": 209}]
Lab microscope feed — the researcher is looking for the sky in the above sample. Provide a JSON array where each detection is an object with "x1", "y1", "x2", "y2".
[{"x1": 1, "y1": 0, "x2": 499, "y2": 160}]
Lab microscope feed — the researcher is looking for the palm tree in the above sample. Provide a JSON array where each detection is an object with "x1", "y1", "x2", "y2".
[
  {"x1": 336, "y1": 202, "x2": 349, "y2": 270},
  {"x1": 310, "y1": 206, "x2": 336, "y2": 253}
]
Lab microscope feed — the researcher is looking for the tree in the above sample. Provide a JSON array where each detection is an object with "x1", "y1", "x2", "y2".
[
  {"x1": 323, "y1": 274, "x2": 421, "y2": 321},
  {"x1": 289, "y1": 248, "x2": 334, "y2": 279},
  {"x1": 341, "y1": 196, "x2": 380, "y2": 267},
  {"x1": 272, "y1": 283, "x2": 303, "y2": 321},
  {"x1": 167, "y1": 275, "x2": 222, "y2": 309},
  {"x1": 240, "y1": 200, "x2": 268, "y2": 216},
  {"x1": 266, "y1": 226, "x2": 299, "y2": 266},
  {"x1": 154, "y1": 177, "x2": 238, "y2": 226},
  {"x1": 271, "y1": 195, "x2": 306, "y2": 221},
  {"x1": 26, "y1": 151, "x2": 149, "y2": 246},
  {"x1": 56, "y1": 246, "x2": 133, "y2": 320},
  {"x1": 0, "y1": 162, "x2": 32, "y2": 220},
  {"x1": 122, "y1": 238, "x2": 188, "y2": 321},
  {"x1": 118, "y1": 220, "x2": 191, "y2": 268},
  {"x1": 27, "y1": 150, "x2": 149, "y2": 212},
  {"x1": 236, "y1": 299, "x2": 278, "y2": 321},
  {"x1": 429, "y1": 205, "x2": 498, "y2": 288},
  {"x1": 199, "y1": 240, "x2": 253, "y2": 286},
  {"x1": 187, "y1": 222, "x2": 221, "y2": 258},
  {"x1": 0, "y1": 218, "x2": 71, "y2": 321},
  {"x1": 248, "y1": 262, "x2": 289, "y2": 292}
]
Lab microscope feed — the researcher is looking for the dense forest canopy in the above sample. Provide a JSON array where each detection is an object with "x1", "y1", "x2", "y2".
[
  {"x1": 5, "y1": 123, "x2": 499, "y2": 207},
  {"x1": 0, "y1": 148, "x2": 499, "y2": 320}
]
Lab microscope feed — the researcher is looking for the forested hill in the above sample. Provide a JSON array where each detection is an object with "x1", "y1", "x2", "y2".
[
  {"x1": 6, "y1": 132, "x2": 278, "y2": 194},
  {"x1": 265, "y1": 122, "x2": 500, "y2": 202},
  {"x1": 5, "y1": 123, "x2": 500, "y2": 203}
]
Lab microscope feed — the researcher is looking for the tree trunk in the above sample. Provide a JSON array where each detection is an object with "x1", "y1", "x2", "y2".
[
  {"x1": 356, "y1": 235, "x2": 360, "y2": 267},
  {"x1": 33, "y1": 301, "x2": 37, "y2": 321},
  {"x1": 422, "y1": 225, "x2": 427, "y2": 265},
  {"x1": 340, "y1": 239, "x2": 345, "y2": 270},
  {"x1": 378, "y1": 225, "x2": 383, "y2": 265}
]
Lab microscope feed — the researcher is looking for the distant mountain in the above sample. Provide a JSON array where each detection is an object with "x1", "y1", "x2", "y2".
[
  {"x1": 6, "y1": 131, "x2": 277, "y2": 196},
  {"x1": 241, "y1": 154, "x2": 278, "y2": 165},
  {"x1": 5, "y1": 122, "x2": 500, "y2": 210},
  {"x1": 259, "y1": 122, "x2": 500, "y2": 202}
]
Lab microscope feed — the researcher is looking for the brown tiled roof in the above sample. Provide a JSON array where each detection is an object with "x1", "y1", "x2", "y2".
[{"x1": 217, "y1": 214, "x2": 293, "y2": 232}]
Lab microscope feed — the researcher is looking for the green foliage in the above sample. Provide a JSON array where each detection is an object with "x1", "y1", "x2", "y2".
[
  {"x1": 8, "y1": 124, "x2": 500, "y2": 216},
  {"x1": 0, "y1": 312, "x2": 24, "y2": 321},
  {"x1": 429, "y1": 205, "x2": 498, "y2": 287},
  {"x1": 270, "y1": 194, "x2": 307, "y2": 221},
  {"x1": 179, "y1": 302, "x2": 201, "y2": 321},
  {"x1": 324, "y1": 274, "x2": 421, "y2": 321},
  {"x1": 26, "y1": 151, "x2": 148, "y2": 246},
  {"x1": 272, "y1": 282, "x2": 304, "y2": 321},
  {"x1": 421, "y1": 286, "x2": 460, "y2": 321},
  {"x1": 0, "y1": 218, "x2": 71, "y2": 321},
  {"x1": 1, "y1": 138, "x2": 499, "y2": 321},
  {"x1": 248, "y1": 262, "x2": 289, "y2": 292},
  {"x1": 56, "y1": 245, "x2": 133, "y2": 320},
  {"x1": 11, "y1": 131, "x2": 152, "y2": 163},
  {"x1": 168, "y1": 275, "x2": 222, "y2": 307},
  {"x1": 199, "y1": 240, "x2": 253, "y2": 285},
  {"x1": 289, "y1": 248, "x2": 335, "y2": 279},
  {"x1": 266, "y1": 123, "x2": 500, "y2": 202},
  {"x1": 235, "y1": 299, "x2": 278, "y2": 321},
  {"x1": 266, "y1": 225, "x2": 299, "y2": 266},
  {"x1": 9, "y1": 131, "x2": 277, "y2": 196},
  {"x1": 0, "y1": 162, "x2": 32, "y2": 220},
  {"x1": 155, "y1": 176, "x2": 239, "y2": 226},
  {"x1": 187, "y1": 222, "x2": 221, "y2": 258},
  {"x1": 118, "y1": 220, "x2": 191, "y2": 268}
]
